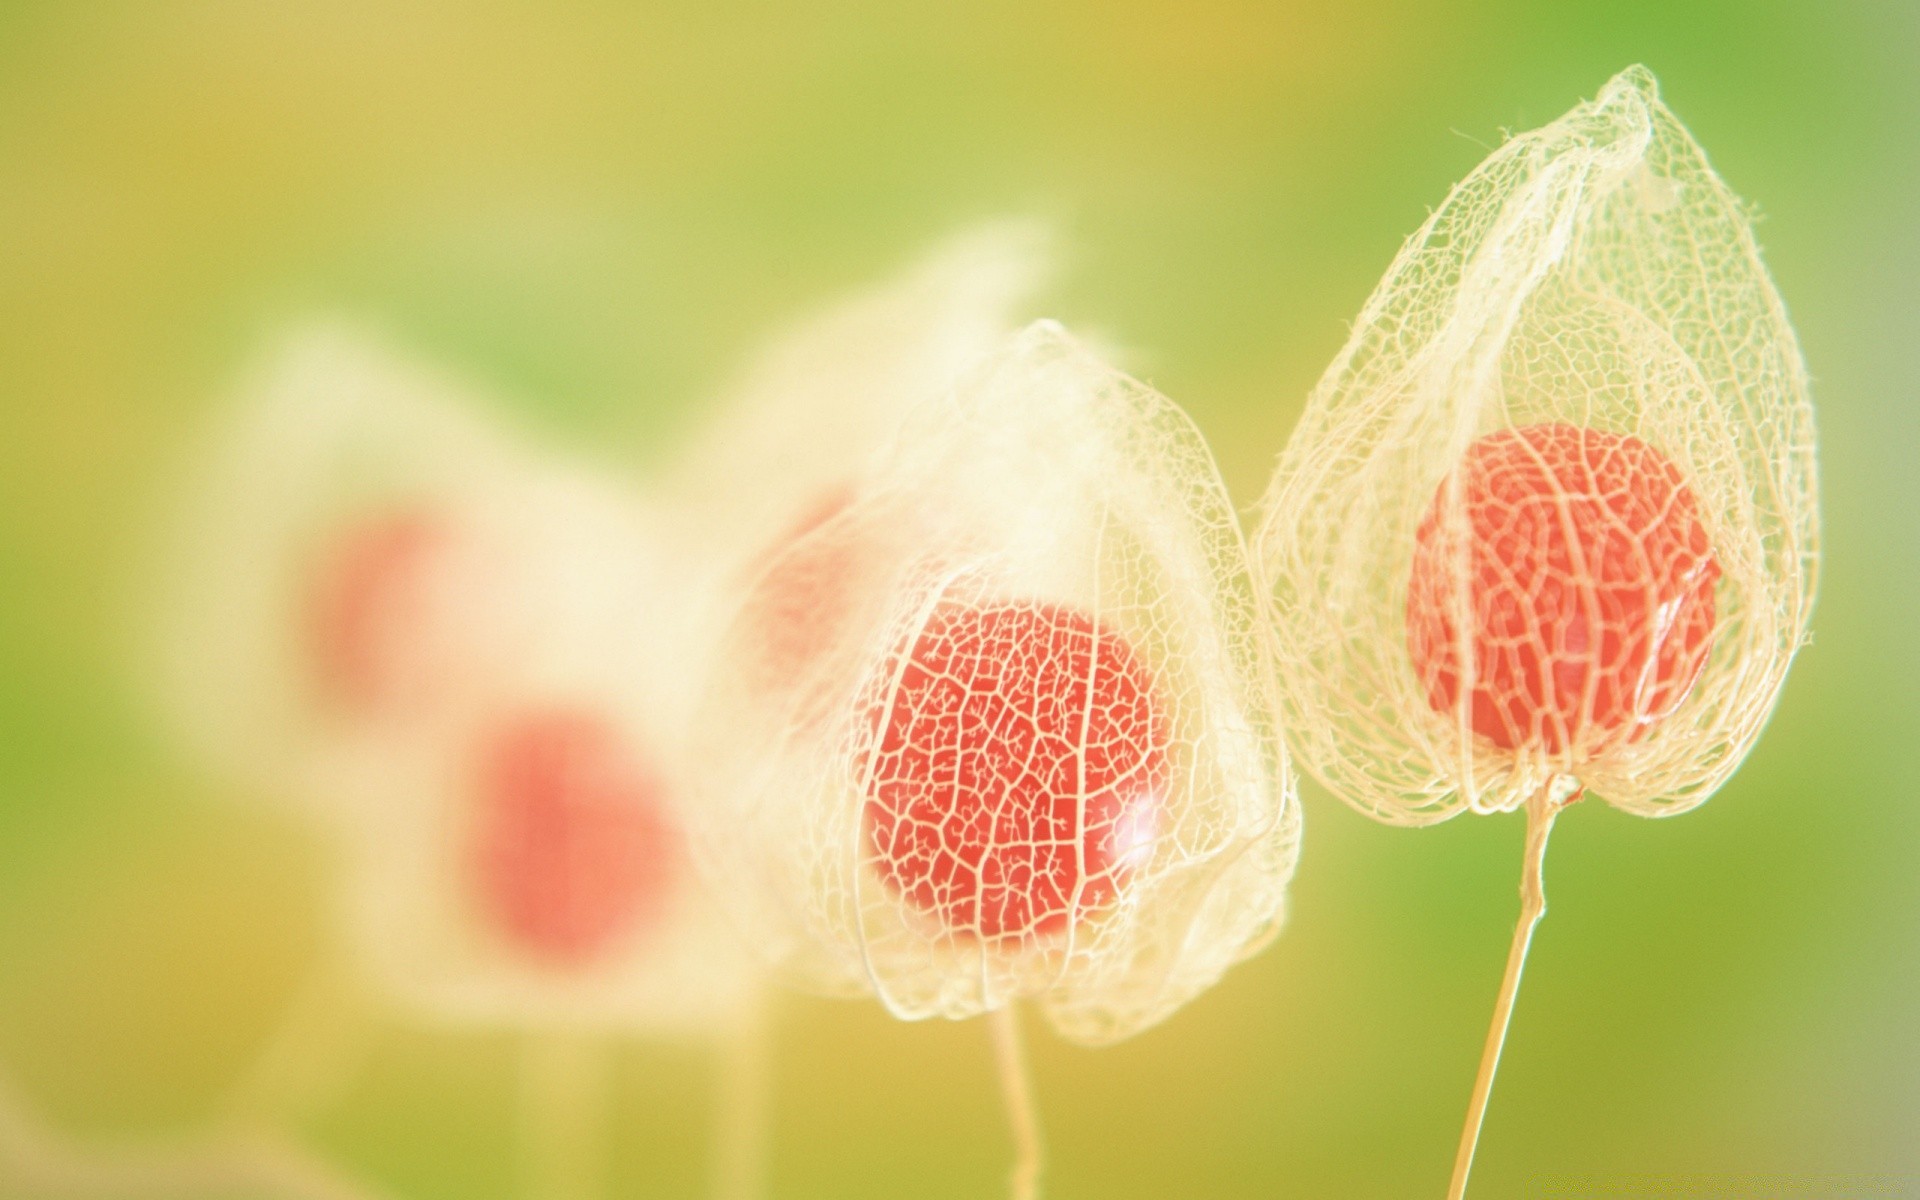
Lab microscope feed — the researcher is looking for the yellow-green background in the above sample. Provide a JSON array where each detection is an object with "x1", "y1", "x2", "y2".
[{"x1": 2, "y1": 3, "x2": 1914, "y2": 1197}]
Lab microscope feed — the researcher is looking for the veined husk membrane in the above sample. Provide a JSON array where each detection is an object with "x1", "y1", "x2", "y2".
[
  {"x1": 673, "y1": 231, "x2": 1173, "y2": 1200},
  {"x1": 690, "y1": 320, "x2": 1299, "y2": 1048},
  {"x1": 1253, "y1": 67, "x2": 1816, "y2": 1196}
]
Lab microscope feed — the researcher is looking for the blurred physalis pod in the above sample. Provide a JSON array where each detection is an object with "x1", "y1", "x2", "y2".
[
  {"x1": 658, "y1": 222, "x2": 1049, "y2": 712},
  {"x1": 148, "y1": 327, "x2": 752, "y2": 1027},
  {"x1": 1254, "y1": 65, "x2": 1818, "y2": 826},
  {"x1": 690, "y1": 320, "x2": 1299, "y2": 1046},
  {"x1": 151, "y1": 328, "x2": 662, "y2": 818}
]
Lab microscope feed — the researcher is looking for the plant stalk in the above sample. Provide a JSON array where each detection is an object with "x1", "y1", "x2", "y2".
[
  {"x1": 989, "y1": 1004, "x2": 1044, "y2": 1200},
  {"x1": 711, "y1": 992, "x2": 771, "y2": 1200},
  {"x1": 1447, "y1": 787, "x2": 1560, "y2": 1200}
]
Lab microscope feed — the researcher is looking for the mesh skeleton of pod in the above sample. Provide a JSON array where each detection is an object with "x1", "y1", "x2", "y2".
[
  {"x1": 691, "y1": 321, "x2": 1299, "y2": 1045},
  {"x1": 151, "y1": 328, "x2": 752, "y2": 1031},
  {"x1": 1255, "y1": 66, "x2": 1817, "y2": 825},
  {"x1": 1252, "y1": 67, "x2": 1817, "y2": 1199}
]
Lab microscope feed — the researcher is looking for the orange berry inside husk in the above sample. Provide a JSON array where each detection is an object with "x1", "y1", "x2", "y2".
[
  {"x1": 472, "y1": 710, "x2": 676, "y2": 967},
  {"x1": 307, "y1": 511, "x2": 449, "y2": 713},
  {"x1": 863, "y1": 600, "x2": 1170, "y2": 943},
  {"x1": 738, "y1": 484, "x2": 860, "y2": 693},
  {"x1": 1405, "y1": 423, "x2": 1720, "y2": 758}
]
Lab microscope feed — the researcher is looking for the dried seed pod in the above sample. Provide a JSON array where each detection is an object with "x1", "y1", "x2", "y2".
[
  {"x1": 691, "y1": 321, "x2": 1299, "y2": 1046},
  {"x1": 1255, "y1": 66, "x2": 1817, "y2": 826},
  {"x1": 669, "y1": 223, "x2": 1046, "y2": 553},
  {"x1": 1251, "y1": 67, "x2": 1817, "y2": 1199},
  {"x1": 150, "y1": 328, "x2": 751, "y2": 1030},
  {"x1": 659, "y1": 223, "x2": 1049, "y2": 720},
  {"x1": 660, "y1": 235, "x2": 1063, "y2": 1197},
  {"x1": 151, "y1": 329, "x2": 665, "y2": 803},
  {"x1": 150, "y1": 329, "x2": 505, "y2": 800}
]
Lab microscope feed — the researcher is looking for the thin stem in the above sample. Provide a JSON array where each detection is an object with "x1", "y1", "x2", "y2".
[
  {"x1": 710, "y1": 993, "x2": 771, "y2": 1200},
  {"x1": 988, "y1": 1005, "x2": 1044, "y2": 1200},
  {"x1": 521, "y1": 1030, "x2": 603, "y2": 1200},
  {"x1": 1446, "y1": 788, "x2": 1560, "y2": 1200}
]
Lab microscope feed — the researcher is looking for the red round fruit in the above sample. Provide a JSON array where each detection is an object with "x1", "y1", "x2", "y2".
[
  {"x1": 307, "y1": 511, "x2": 448, "y2": 711},
  {"x1": 862, "y1": 600, "x2": 1170, "y2": 942},
  {"x1": 738, "y1": 484, "x2": 860, "y2": 693},
  {"x1": 471, "y1": 710, "x2": 676, "y2": 967},
  {"x1": 1405, "y1": 423, "x2": 1720, "y2": 757}
]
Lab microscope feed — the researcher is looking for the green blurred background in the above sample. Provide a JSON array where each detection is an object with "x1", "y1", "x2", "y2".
[{"x1": 1, "y1": 2, "x2": 1915, "y2": 1197}]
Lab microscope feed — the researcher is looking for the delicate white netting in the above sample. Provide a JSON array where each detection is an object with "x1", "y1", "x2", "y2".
[
  {"x1": 689, "y1": 321, "x2": 1299, "y2": 1045},
  {"x1": 1254, "y1": 66, "x2": 1818, "y2": 825},
  {"x1": 148, "y1": 328, "x2": 751, "y2": 1030}
]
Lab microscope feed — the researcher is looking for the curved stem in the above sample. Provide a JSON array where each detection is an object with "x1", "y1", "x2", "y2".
[
  {"x1": 1447, "y1": 788, "x2": 1560, "y2": 1200},
  {"x1": 988, "y1": 1005, "x2": 1043, "y2": 1200},
  {"x1": 710, "y1": 993, "x2": 771, "y2": 1200},
  {"x1": 0, "y1": 952, "x2": 382, "y2": 1200},
  {"x1": 0, "y1": 1071, "x2": 380, "y2": 1199}
]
